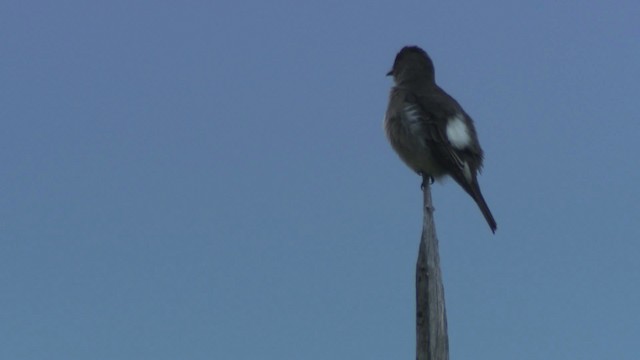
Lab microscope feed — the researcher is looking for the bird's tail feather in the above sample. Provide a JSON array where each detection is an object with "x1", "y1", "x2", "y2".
[{"x1": 464, "y1": 179, "x2": 497, "y2": 234}]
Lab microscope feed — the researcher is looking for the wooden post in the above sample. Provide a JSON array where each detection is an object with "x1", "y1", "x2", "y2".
[{"x1": 416, "y1": 182, "x2": 449, "y2": 360}]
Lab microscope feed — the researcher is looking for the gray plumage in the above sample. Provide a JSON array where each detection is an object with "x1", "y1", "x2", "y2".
[{"x1": 384, "y1": 46, "x2": 497, "y2": 233}]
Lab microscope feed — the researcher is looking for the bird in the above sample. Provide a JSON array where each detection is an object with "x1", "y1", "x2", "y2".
[{"x1": 384, "y1": 46, "x2": 497, "y2": 233}]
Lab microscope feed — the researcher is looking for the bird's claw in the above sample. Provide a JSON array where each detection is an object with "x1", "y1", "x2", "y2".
[{"x1": 418, "y1": 172, "x2": 434, "y2": 190}]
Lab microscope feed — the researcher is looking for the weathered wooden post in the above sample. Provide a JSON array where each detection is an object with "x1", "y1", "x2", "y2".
[{"x1": 415, "y1": 182, "x2": 449, "y2": 360}]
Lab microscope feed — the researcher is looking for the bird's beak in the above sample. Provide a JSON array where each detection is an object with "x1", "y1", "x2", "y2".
[{"x1": 386, "y1": 70, "x2": 393, "y2": 76}]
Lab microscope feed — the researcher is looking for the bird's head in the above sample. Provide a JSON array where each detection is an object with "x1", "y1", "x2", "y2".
[{"x1": 387, "y1": 46, "x2": 435, "y2": 84}]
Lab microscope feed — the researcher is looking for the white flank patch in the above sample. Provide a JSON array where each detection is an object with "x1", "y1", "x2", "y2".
[{"x1": 446, "y1": 114, "x2": 471, "y2": 149}]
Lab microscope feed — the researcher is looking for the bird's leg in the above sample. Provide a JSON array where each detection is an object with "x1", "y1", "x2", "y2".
[
  {"x1": 418, "y1": 172, "x2": 436, "y2": 213},
  {"x1": 418, "y1": 172, "x2": 434, "y2": 190}
]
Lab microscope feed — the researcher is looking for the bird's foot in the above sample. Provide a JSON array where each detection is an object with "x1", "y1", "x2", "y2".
[{"x1": 419, "y1": 172, "x2": 434, "y2": 190}]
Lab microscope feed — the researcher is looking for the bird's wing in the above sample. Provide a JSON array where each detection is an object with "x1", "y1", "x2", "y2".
[{"x1": 406, "y1": 91, "x2": 483, "y2": 181}]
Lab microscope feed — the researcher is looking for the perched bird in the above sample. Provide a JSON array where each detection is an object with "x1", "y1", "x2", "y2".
[{"x1": 384, "y1": 46, "x2": 497, "y2": 233}]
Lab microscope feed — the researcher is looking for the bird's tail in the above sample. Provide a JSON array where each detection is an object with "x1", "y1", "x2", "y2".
[{"x1": 464, "y1": 179, "x2": 497, "y2": 234}]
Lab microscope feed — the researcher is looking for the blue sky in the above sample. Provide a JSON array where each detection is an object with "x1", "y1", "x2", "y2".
[{"x1": 2, "y1": 1, "x2": 639, "y2": 359}]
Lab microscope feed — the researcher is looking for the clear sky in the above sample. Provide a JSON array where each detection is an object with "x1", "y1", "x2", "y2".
[{"x1": 2, "y1": 1, "x2": 639, "y2": 359}]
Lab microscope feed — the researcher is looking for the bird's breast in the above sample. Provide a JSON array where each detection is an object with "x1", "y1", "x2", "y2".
[{"x1": 384, "y1": 108, "x2": 444, "y2": 177}]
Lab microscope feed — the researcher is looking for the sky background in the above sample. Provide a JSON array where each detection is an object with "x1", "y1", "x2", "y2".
[{"x1": 2, "y1": 1, "x2": 639, "y2": 359}]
